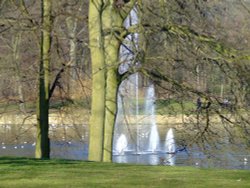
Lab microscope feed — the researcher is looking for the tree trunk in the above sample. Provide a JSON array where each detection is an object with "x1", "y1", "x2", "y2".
[
  {"x1": 36, "y1": 0, "x2": 52, "y2": 159},
  {"x1": 102, "y1": 28, "x2": 120, "y2": 162},
  {"x1": 66, "y1": 12, "x2": 78, "y2": 79},
  {"x1": 65, "y1": 2, "x2": 80, "y2": 97},
  {"x1": 88, "y1": 0, "x2": 106, "y2": 161},
  {"x1": 12, "y1": 32, "x2": 26, "y2": 113},
  {"x1": 88, "y1": 0, "x2": 136, "y2": 162}
]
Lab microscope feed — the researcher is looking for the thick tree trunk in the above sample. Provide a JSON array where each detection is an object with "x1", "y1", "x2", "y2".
[
  {"x1": 88, "y1": 0, "x2": 137, "y2": 162},
  {"x1": 88, "y1": 0, "x2": 106, "y2": 161},
  {"x1": 36, "y1": 0, "x2": 52, "y2": 159}
]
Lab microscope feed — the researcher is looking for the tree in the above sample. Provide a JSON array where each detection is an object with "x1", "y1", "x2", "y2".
[
  {"x1": 139, "y1": 0, "x2": 250, "y2": 154},
  {"x1": 35, "y1": 0, "x2": 52, "y2": 159},
  {"x1": 88, "y1": 0, "x2": 138, "y2": 162},
  {"x1": 0, "y1": 0, "x2": 249, "y2": 164},
  {"x1": 0, "y1": 0, "x2": 90, "y2": 158},
  {"x1": 12, "y1": 32, "x2": 26, "y2": 113}
]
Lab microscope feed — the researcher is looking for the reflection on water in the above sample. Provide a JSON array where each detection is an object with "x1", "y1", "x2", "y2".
[{"x1": 0, "y1": 124, "x2": 250, "y2": 170}]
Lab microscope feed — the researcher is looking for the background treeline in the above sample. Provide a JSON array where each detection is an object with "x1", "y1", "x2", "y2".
[
  {"x1": 0, "y1": 0, "x2": 90, "y2": 115},
  {"x1": 0, "y1": 0, "x2": 249, "y2": 116}
]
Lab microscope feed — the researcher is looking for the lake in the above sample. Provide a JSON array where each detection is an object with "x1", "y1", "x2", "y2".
[{"x1": 0, "y1": 124, "x2": 249, "y2": 170}]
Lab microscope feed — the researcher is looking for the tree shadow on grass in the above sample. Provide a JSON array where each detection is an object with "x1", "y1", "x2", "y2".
[{"x1": 0, "y1": 156, "x2": 85, "y2": 166}]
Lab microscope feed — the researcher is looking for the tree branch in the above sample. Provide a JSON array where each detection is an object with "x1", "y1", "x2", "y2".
[{"x1": 49, "y1": 62, "x2": 71, "y2": 100}]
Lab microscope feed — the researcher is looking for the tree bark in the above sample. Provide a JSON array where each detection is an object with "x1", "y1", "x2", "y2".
[
  {"x1": 88, "y1": 0, "x2": 106, "y2": 161},
  {"x1": 36, "y1": 0, "x2": 52, "y2": 159},
  {"x1": 88, "y1": 0, "x2": 136, "y2": 162},
  {"x1": 102, "y1": 31, "x2": 120, "y2": 162},
  {"x1": 65, "y1": 2, "x2": 80, "y2": 97},
  {"x1": 12, "y1": 32, "x2": 26, "y2": 113}
]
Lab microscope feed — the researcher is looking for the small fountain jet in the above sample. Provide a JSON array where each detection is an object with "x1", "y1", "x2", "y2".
[
  {"x1": 165, "y1": 128, "x2": 176, "y2": 154},
  {"x1": 115, "y1": 134, "x2": 128, "y2": 155}
]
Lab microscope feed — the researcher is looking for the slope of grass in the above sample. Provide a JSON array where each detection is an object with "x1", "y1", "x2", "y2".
[{"x1": 0, "y1": 157, "x2": 250, "y2": 188}]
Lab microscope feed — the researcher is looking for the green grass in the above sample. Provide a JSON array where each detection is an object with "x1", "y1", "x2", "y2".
[{"x1": 0, "y1": 157, "x2": 250, "y2": 188}]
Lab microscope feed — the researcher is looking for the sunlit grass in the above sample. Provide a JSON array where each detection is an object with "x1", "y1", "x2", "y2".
[{"x1": 0, "y1": 157, "x2": 250, "y2": 188}]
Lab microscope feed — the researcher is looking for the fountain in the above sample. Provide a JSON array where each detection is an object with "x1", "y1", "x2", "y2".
[
  {"x1": 113, "y1": 68, "x2": 161, "y2": 154},
  {"x1": 146, "y1": 85, "x2": 160, "y2": 152},
  {"x1": 148, "y1": 125, "x2": 160, "y2": 152},
  {"x1": 165, "y1": 154, "x2": 176, "y2": 166},
  {"x1": 113, "y1": 5, "x2": 161, "y2": 155},
  {"x1": 165, "y1": 128, "x2": 176, "y2": 154},
  {"x1": 115, "y1": 134, "x2": 128, "y2": 155}
]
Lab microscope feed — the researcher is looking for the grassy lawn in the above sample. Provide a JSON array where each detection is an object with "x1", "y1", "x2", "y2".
[{"x1": 0, "y1": 157, "x2": 250, "y2": 188}]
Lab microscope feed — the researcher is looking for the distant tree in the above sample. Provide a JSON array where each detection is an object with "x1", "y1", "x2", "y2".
[{"x1": 12, "y1": 32, "x2": 26, "y2": 113}]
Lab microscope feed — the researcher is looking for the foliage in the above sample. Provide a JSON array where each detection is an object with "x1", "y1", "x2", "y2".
[{"x1": 138, "y1": 0, "x2": 250, "y2": 152}]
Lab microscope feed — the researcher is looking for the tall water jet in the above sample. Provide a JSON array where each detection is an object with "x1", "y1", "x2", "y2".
[
  {"x1": 115, "y1": 134, "x2": 128, "y2": 155},
  {"x1": 165, "y1": 128, "x2": 176, "y2": 154},
  {"x1": 135, "y1": 72, "x2": 140, "y2": 153},
  {"x1": 113, "y1": 6, "x2": 160, "y2": 155},
  {"x1": 146, "y1": 84, "x2": 160, "y2": 152},
  {"x1": 113, "y1": 6, "x2": 141, "y2": 154}
]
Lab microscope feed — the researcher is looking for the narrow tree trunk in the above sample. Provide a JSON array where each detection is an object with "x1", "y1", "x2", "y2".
[
  {"x1": 65, "y1": 4, "x2": 79, "y2": 97},
  {"x1": 66, "y1": 13, "x2": 77, "y2": 79},
  {"x1": 102, "y1": 35, "x2": 120, "y2": 162},
  {"x1": 196, "y1": 64, "x2": 200, "y2": 91},
  {"x1": 12, "y1": 32, "x2": 26, "y2": 112},
  {"x1": 36, "y1": 0, "x2": 52, "y2": 159}
]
